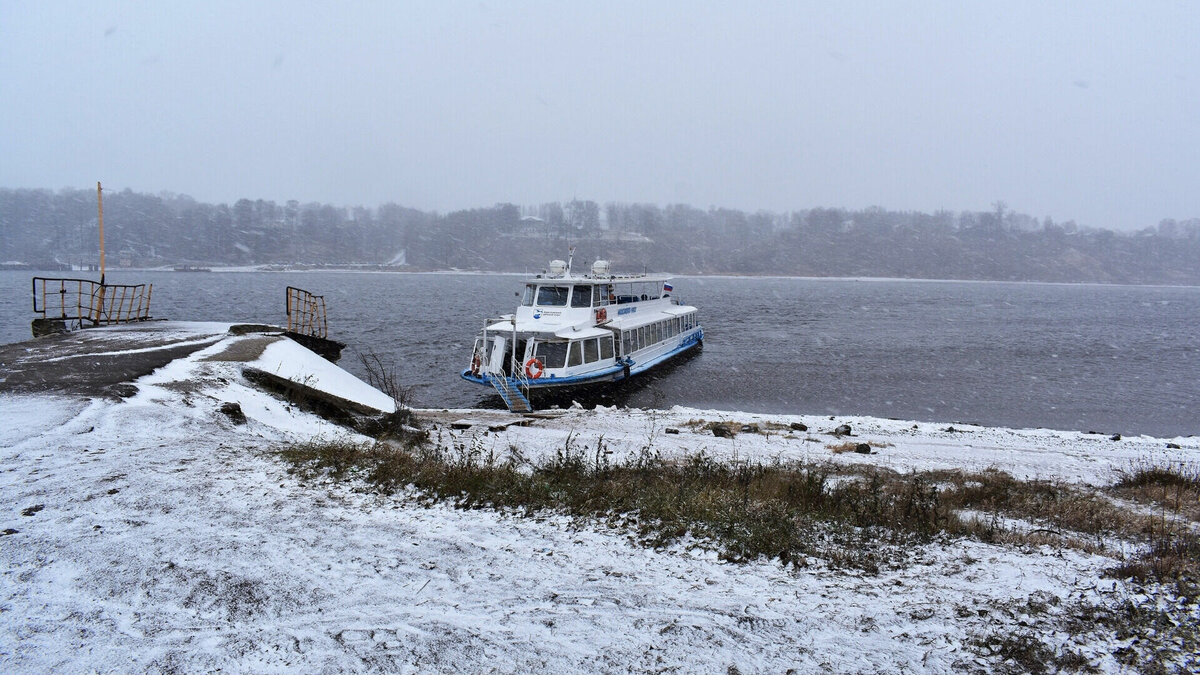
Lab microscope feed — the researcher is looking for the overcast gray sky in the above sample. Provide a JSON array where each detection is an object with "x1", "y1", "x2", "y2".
[{"x1": 2, "y1": 1, "x2": 1197, "y2": 230}]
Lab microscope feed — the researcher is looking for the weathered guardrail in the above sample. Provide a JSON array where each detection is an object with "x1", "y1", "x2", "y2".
[
  {"x1": 284, "y1": 286, "x2": 344, "y2": 362},
  {"x1": 285, "y1": 286, "x2": 329, "y2": 339},
  {"x1": 32, "y1": 277, "x2": 153, "y2": 334}
]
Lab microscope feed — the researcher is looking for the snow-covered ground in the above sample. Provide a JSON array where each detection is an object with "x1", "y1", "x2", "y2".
[
  {"x1": 432, "y1": 405, "x2": 1195, "y2": 487},
  {"x1": 2, "y1": 326, "x2": 1197, "y2": 672}
]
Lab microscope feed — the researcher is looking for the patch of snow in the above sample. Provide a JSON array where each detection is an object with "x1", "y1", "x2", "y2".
[
  {"x1": 37, "y1": 335, "x2": 227, "y2": 362},
  {"x1": 248, "y1": 338, "x2": 397, "y2": 414},
  {"x1": 434, "y1": 406, "x2": 1195, "y2": 485}
]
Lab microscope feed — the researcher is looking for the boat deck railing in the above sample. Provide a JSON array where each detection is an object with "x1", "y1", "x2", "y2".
[{"x1": 32, "y1": 276, "x2": 153, "y2": 329}]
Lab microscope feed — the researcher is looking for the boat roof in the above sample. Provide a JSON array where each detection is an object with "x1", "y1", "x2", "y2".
[
  {"x1": 607, "y1": 303, "x2": 697, "y2": 329},
  {"x1": 523, "y1": 272, "x2": 673, "y2": 285},
  {"x1": 483, "y1": 300, "x2": 697, "y2": 334},
  {"x1": 552, "y1": 325, "x2": 612, "y2": 339}
]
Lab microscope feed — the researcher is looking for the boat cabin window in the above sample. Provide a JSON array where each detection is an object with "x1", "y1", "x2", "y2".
[
  {"x1": 535, "y1": 341, "x2": 568, "y2": 368},
  {"x1": 521, "y1": 285, "x2": 536, "y2": 306},
  {"x1": 583, "y1": 338, "x2": 599, "y2": 363},
  {"x1": 570, "y1": 285, "x2": 591, "y2": 308},
  {"x1": 619, "y1": 316, "x2": 700, "y2": 355},
  {"x1": 592, "y1": 285, "x2": 614, "y2": 306},
  {"x1": 612, "y1": 281, "x2": 665, "y2": 304},
  {"x1": 536, "y1": 285, "x2": 570, "y2": 307},
  {"x1": 600, "y1": 336, "x2": 614, "y2": 359},
  {"x1": 568, "y1": 341, "x2": 583, "y2": 367}
]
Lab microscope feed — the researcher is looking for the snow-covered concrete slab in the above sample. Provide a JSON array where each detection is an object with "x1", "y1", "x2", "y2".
[
  {"x1": 0, "y1": 321, "x2": 233, "y2": 397},
  {"x1": 247, "y1": 338, "x2": 396, "y2": 415}
]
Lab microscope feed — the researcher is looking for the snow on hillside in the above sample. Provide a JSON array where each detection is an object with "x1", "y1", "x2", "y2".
[{"x1": 2, "y1": 330, "x2": 1197, "y2": 672}]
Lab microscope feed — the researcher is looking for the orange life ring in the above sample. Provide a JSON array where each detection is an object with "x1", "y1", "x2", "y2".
[
  {"x1": 470, "y1": 354, "x2": 481, "y2": 376},
  {"x1": 524, "y1": 357, "x2": 545, "y2": 379},
  {"x1": 595, "y1": 307, "x2": 607, "y2": 322}
]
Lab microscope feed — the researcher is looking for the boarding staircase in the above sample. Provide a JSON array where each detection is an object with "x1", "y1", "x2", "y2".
[{"x1": 488, "y1": 375, "x2": 532, "y2": 413}]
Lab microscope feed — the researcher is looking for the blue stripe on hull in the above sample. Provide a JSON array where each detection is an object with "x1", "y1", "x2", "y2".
[{"x1": 460, "y1": 364, "x2": 624, "y2": 390}]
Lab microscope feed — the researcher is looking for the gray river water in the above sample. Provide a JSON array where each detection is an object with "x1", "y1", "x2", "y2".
[{"x1": 2, "y1": 270, "x2": 1197, "y2": 436}]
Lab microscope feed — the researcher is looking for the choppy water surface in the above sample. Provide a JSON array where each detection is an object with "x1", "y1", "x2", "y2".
[{"x1": 2, "y1": 270, "x2": 1197, "y2": 436}]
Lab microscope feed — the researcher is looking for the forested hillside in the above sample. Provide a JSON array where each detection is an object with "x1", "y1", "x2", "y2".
[{"x1": 2, "y1": 187, "x2": 1197, "y2": 284}]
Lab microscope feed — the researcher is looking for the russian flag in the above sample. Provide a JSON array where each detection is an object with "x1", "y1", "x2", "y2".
[{"x1": 663, "y1": 283, "x2": 674, "y2": 292}]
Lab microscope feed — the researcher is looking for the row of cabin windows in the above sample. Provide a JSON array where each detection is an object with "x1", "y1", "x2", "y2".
[
  {"x1": 523, "y1": 283, "x2": 668, "y2": 308},
  {"x1": 534, "y1": 335, "x2": 615, "y2": 369},
  {"x1": 621, "y1": 312, "x2": 698, "y2": 354}
]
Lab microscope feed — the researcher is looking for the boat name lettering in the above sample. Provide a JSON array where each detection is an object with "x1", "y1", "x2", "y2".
[{"x1": 617, "y1": 307, "x2": 637, "y2": 316}]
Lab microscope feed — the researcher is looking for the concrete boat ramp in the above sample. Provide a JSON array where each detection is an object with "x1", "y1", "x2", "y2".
[
  {"x1": 0, "y1": 321, "x2": 580, "y2": 434},
  {"x1": 0, "y1": 322, "x2": 396, "y2": 419},
  {"x1": 0, "y1": 322, "x2": 233, "y2": 399}
]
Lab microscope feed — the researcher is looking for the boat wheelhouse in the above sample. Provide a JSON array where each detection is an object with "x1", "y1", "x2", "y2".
[{"x1": 461, "y1": 254, "x2": 703, "y2": 411}]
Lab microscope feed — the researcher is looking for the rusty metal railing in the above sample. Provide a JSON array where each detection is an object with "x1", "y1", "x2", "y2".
[
  {"x1": 32, "y1": 277, "x2": 153, "y2": 328},
  {"x1": 285, "y1": 286, "x2": 328, "y2": 339}
]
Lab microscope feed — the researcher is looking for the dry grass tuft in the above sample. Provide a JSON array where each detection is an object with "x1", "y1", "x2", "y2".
[
  {"x1": 281, "y1": 436, "x2": 960, "y2": 573},
  {"x1": 932, "y1": 468, "x2": 1131, "y2": 539},
  {"x1": 1112, "y1": 460, "x2": 1200, "y2": 524},
  {"x1": 1102, "y1": 461, "x2": 1200, "y2": 595}
]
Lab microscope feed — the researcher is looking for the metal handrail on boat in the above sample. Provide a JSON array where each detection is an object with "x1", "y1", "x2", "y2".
[{"x1": 474, "y1": 314, "x2": 534, "y2": 412}]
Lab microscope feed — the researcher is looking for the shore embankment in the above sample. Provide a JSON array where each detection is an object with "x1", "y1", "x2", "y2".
[{"x1": 1, "y1": 323, "x2": 1196, "y2": 672}]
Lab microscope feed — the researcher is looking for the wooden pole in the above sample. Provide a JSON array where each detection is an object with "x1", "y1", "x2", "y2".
[
  {"x1": 94, "y1": 181, "x2": 107, "y2": 323},
  {"x1": 97, "y1": 182, "x2": 106, "y2": 282}
]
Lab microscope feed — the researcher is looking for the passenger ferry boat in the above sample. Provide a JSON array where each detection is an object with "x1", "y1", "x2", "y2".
[{"x1": 461, "y1": 252, "x2": 703, "y2": 411}]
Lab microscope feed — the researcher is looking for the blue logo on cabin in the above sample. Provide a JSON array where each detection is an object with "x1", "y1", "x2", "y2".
[
  {"x1": 533, "y1": 310, "x2": 542, "y2": 319},
  {"x1": 617, "y1": 307, "x2": 637, "y2": 316}
]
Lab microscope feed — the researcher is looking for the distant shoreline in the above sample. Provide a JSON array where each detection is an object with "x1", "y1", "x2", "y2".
[{"x1": 4, "y1": 266, "x2": 1200, "y2": 290}]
